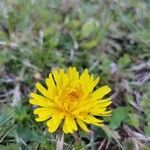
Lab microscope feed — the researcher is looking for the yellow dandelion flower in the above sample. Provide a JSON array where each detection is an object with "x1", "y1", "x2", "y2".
[{"x1": 29, "y1": 67, "x2": 111, "y2": 134}]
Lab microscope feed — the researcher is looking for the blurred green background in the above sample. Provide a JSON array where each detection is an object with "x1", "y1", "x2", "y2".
[{"x1": 0, "y1": 0, "x2": 150, "y2": 149}]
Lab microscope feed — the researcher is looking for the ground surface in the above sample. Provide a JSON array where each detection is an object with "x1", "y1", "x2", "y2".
[{"x1": 0, "y1": 0, "x2": 150, "y2": 149}]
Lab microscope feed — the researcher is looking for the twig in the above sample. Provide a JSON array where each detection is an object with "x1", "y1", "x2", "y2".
[
  {"x1": 85, "y1": 141, "x2": 100, "y2": 149},
  {"x1": 0, "y1": 41, "x2": 18, "y2": 48},
  {"x1": 98, "y1": 139, "x2": 106, "y2": 150},
  {"x1": 56, "y1": 133, "x2": 64, "y2": 150}
]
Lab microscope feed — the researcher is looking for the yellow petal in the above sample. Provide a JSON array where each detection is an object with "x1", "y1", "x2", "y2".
[
  {"x1": 80, "y1": 69, "x2": 89, "y2": 83},
  {"x1": 35, "y1": 117, "x2": 49, "y2": 122},
  {"x1": 92, "y1": 77, "x2": 100, "y2": 88},
  {"x1": 99, "y1": 98, "x2": 112, "y2": 107},
  {"x1": 47, "y1": 119, "x2": 61, "y2": 133},
  {"x1": 30, "y1": 92, "x2": 54, "y2": 106},
  {"x1": 30, "y1": 93, "x2": 46, "y2": 100},
  {"x1": 46, "y1": 73, "x2": 56, "y2": 93},
  {"x1": 95, "y1": 110, "x2": 112, "y2": 116},
  {"x1": 34, "y1": 108, "x2": 53, "y2": 118},
  {"x1": 47, "y1": 112, "x2": 64, "y2": 133},
  {"x1": 62, "y1": 121, "x2": 68, "y2": 134},
  {"x1": 63, "y1": 116, "x2": 74, "y2": 133},
  {"x1": 92, "y1": 85, "x2": 111, "y2": 100},
  {"x1": 52, "y1": 69, "x2": 59, "y2": 85},
  {"x1": 59, "y1": 69, "x2": 65, "y2": 77},
  {"x1": 90, "y1": 108, "x2": 112, "y2": 116},
  {"x1": 64, "y1": 75, "x2": 69, "y2": 86},
  {"x1": 71, "y1": 117, "x2": 78, "y2": 131},
  {"x1": 90, "y1": 108, "x2": 106, "y2": 114},
  {"x1": 84, "y1": 115, "x2": 103, "y2": 123},
  {"x1": 29, "y1": 97, "x2": 53, "y2": 107},
  {"x1": 85, "y1": 76, "x2": 99, "y2": 93},
  {"x1": 66, "y1": 116, "x2": 78, "y2": 133},
  {"x1": 68, "y1": 67, "x2": 79, "y2": 82},
  {"x1": 36, "y1": 82, "x2": 50, "y2": 98},
  {"x1": 78, "y1": 100, "x2": 99, "y2": 112},
  {"x1": 76, "y1": 119, "x2": 89, "y2": 132}
]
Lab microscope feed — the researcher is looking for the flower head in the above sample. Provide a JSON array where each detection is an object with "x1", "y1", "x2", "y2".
[{"x1": 29, "y1": 67, "x2": 111, "y2": 134}]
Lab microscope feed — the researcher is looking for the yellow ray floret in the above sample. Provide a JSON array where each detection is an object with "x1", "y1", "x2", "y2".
[{"x1": 29, "y1": 67, "x2": 112, "y2": 134}]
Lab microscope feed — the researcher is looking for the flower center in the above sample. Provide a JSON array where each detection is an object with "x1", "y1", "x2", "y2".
[
  {"x1": 58, "y1": 87, "x2": 84, "y2": 113},
  {"x1": 67, "y1": 90, "x2": 81, "y2": 100}
]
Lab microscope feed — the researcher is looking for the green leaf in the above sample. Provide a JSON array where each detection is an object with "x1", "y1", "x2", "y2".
[
  {"x1": 81, "y1": 21, "x2": 97, "y2": 38},
  {"x1": 0, "y1": 51, "x2": 7, "y2": 65},
  {"x1": 16, "y1": 125, "x2": 45, "y2": 143},
  {"x1": 0, "y1": 106, "x2": 14, "y2": 127},
  {"x1": 144, "y1": 125, "x2": 150, "y2": 136},
  {"x1": 65, "y1": 19, "x2": 81, "y2": 30},
  {"x1": 118, "y1": 54, "x2": 131, "y2": 68},
  {"x1": 128, "y1": 114, "x2": 139, "y2": 128},
  {"x1": 81, "y1": 40, "x2": 98, "y2": 49},
  {"x1": 100, "y1": 54, "x2": 111, "y2": 74},
  {"x1": 109, "y1": 107, "x2": 129, "y2": 129},
  {"x1": 44, "y1": 27, "x2": 58, "y2": 49},
  {"x1": 14, "y1": 106, "x2": 27, "y2": 122},
  {"x1": 58, "y1": 34, "x2": 74, "y2": 50},
  {"x1": 0, "y1": 144, "x2": 20, "y2": 150}
]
